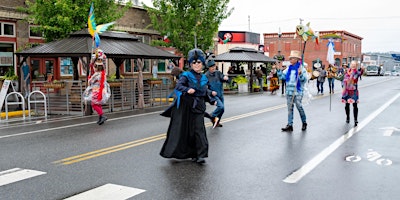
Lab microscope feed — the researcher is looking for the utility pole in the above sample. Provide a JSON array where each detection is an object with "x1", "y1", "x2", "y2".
[{"x1": 248, "y1": 15, "x2": 251, "y2": 31}]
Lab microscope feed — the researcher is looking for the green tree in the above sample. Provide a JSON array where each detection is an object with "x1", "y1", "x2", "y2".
[
  {"x1": 144, "y1": 0, "x2": 233, "y2": 57},
  {"x1": 22, "y1": 0, "x2": 131, "y2": 42}
]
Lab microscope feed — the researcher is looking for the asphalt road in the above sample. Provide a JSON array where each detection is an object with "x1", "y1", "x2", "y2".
[{"x1": 0, "y1": 76, "x2": 399, "y2": 200}]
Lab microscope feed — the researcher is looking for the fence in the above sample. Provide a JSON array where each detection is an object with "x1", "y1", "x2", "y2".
[{"x1": 26, "y1": 78, "x2": 173, "y2": 117}]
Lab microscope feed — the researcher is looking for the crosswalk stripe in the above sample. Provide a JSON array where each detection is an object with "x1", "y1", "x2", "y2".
[
  {"x1": 64, "y1": 183, "x2": 146, "y2": 200},
  {"x1": 0, "y1": 168, "x2": 46, "y2": 187}
]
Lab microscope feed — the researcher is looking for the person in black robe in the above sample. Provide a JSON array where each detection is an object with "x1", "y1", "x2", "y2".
[{"x1": 160, "y1": 48, "x2": 215, "y2": 164}]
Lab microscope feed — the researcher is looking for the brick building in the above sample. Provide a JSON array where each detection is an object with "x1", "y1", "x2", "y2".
[{"x1": 264, "y1": 30, "x2": 363, "y2": 71}]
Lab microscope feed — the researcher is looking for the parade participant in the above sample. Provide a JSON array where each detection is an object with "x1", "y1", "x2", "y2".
[
  {"x1": 327, "y1": 64, "x2": 336, "y2": 94},
  {"x1": 342, "y1": 60, "x2": 364, "y2": 126},
  {"x1": 268, "y1": 63, "x2": 280, "y2": 95},
  {"x1": 316, "y1": 65, "x2": 327, "y2": 95},
  {"x1": 277, "y1": 50, "x2": 308, "y2": 132},
  {"x1": 21, "y1": 61, "x2": 31, "y2": 98},
  {"x1": 84, "y1": 49, "x2": 110, "y2": 125},
  {"x1": 281, "y1": 65, "x2": 287, "y2": 95},
  {"x1": 204, "y1": 59, "x2": 228, "y2": 128},
  {"x1": 160, "y1": 48, "x2": 216, "y2": 164}
]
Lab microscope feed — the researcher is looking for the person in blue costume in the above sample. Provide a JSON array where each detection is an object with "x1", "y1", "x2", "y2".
[
  {"x1": 204, "y1": 59, "x2": 228, "y2": 128},
  {"x1": 160, "y1": 48, "x2": 216, "y2": 164}
]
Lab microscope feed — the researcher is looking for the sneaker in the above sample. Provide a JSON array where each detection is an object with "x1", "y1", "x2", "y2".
[
  {"x1": 196, "y1": 157, "x2": 206, "y2": 164},
  {"x1": 212, "y1": 117, "x2": 220, "y2": 129}
]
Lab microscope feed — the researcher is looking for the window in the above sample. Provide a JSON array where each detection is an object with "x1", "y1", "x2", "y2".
[
  {"x1": 60, "y1": 57, "x2": 73, "y2": 76},
  {"x1": 124, "y1": 59, "x2": 132, "y2": 72},
  {"x1": 0, "y1": 22, "x2": 15, "y2": 36},
  {"x1": 157, "y1": 60, "x2": 166, "y2": 72},
  {"x1": 29, "y1": 26, "x2": 43, "y2": 38}
]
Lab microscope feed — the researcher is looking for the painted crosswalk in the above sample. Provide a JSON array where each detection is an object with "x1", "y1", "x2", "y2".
[
  {"x1": 64, "y1": 183, "x2": 146, "y2": 200},
  {"x1": 0, "y1": 168, "x2": 46, "y2": 186}
]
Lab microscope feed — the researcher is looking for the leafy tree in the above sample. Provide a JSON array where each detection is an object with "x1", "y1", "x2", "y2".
[
  {"x1": 144, "y1": 0, "x2": 233, "y2": 57},
  {"x1": 22, "y1": 0, "x2": 131, "y2": 42}
]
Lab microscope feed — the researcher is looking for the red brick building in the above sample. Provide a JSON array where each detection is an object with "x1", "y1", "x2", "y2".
[{"x1": 264, "y1": 30, "x2": 363, "y2": 71}]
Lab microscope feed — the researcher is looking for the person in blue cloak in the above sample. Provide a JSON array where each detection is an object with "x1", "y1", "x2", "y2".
[{"x1": 160, "y1": 48, "x2": 216, "y2": 164}]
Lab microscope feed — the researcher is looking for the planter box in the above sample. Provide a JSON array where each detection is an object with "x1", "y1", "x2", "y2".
[
  {"x1": 108, "y1": 82, "x2": 122, "y2": 87},
  {"x1": 43, "y1": 82, "x2": 65, "y2": 89},
  {"x1": 147, "y1": 80, "x2": 162, "y2": 85},
  {"x1": 238, "y1": 83, "x2": 248, "y2": 93}
]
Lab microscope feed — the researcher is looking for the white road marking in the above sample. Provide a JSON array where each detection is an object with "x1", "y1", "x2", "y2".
[
  {"x1": 64, "y1": 183, "x2": 145, "y2": 200},
  {"x1": 380, "y1": 127, "x2": 400, "y2": 136},
  {"x1": 0, "y1": 168, "x2": 46, "y2": 187},
  {"x1": 283, "y1": 92, "x2": 400, "y2": 184}
]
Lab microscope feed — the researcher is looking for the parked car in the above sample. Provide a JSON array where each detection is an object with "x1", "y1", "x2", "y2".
[
  {"x1": 384, "y1": 71, "x2": 391, "y2": 76},
  {"x1": 391, "y1": 70, "x2": 400, "y2": 76}
]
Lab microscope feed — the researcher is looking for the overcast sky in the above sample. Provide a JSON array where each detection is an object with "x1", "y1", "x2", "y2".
[{"x1": 141, "y1": 0, "x2": 400, "y2": 53}]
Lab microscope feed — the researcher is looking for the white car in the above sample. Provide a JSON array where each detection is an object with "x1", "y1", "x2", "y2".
[
  {"x1": 391, "y1": 70, "x2": 400, "y2": 76},
  {"x1": 384, "y1": 71, "x2": 391, "y2": 76}
]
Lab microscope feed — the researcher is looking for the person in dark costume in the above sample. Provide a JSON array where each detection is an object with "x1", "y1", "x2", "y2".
[{"x1": 160, "y1": 48, "x2": 215, "y2": 164}]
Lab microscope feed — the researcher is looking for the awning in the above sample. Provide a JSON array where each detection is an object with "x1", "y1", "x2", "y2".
[
  {"x1": 214, "y1": 47, "x2": 277, "y2": 63},
  {"x1": 16, "y1": 29, "x2": 180, "y2": 59}
]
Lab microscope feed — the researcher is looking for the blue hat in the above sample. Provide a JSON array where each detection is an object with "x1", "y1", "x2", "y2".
[
  {"x1": 188, "y1": 48, "x2": 205, "y2": 65},
  {"x1": 207, "y1": 60, "x2": 216, "y2": 68}
]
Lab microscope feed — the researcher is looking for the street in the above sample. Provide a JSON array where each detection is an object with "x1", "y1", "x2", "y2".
[{"x1": 1, "y1": 76, "x2": 399, "y2": 200}]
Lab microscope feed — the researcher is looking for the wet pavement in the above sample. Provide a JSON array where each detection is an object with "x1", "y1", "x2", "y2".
[{"x1": 0, "y1": 76, "x2": 399, "y2": 200}]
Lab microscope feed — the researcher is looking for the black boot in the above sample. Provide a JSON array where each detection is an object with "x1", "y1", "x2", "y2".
[
  {"x1": 354, "y1": 103, "x2": 358, "y2": 127},
  {"x1": 281, "y1": 125, "x2": 293, "y2": 132},
  {"x1": 97, "y1": 116, "x2": 102, "y2": 124},
  {"x1": 345, "y1": 103, "x2": 350, "y2": 123},
  {"x1": 302, "y1": 123, "x2": 307, "y2": 131},
  {"x1": 98, "y1": 115, "x2": 107, "y2": 125}
]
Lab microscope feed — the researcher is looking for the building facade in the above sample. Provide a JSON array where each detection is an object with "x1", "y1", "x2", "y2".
[{"x1": 264, "y1": 30, "x2": 363, "y2": 71}]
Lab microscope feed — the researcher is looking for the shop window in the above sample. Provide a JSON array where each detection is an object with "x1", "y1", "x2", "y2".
[{"x1": 60, "y1": 57, "x2": 73, "y2": 76}]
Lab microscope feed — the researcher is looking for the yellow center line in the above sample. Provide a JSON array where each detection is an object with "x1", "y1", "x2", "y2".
[
  {"x1": 54, "y1": 103, "x2": 287, "y2": 165},
  {"x1": 54, "y1": 134, "x2": 166, "y2": 165}
]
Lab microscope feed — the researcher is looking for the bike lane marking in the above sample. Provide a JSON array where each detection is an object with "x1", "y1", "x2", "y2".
[{"x1": 283, "y1": 92, "x2": 400, "y2": 184}]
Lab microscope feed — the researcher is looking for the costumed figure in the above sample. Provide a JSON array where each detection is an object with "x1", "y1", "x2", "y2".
[
  {"x1": 268, "y1": 64, "x2": 280, "y2": 95},
  {"x1": 83, "y1": 48, "x2": 111, "y2": 125},
  {"x1": 204, "y1": 59, "x2": 229, "y2": 128},
  {"x1": 160, "y1": 48, "x2": 216, "y2": 164},
  {"x1": 277, "y1": 50, "x2": 308, "y2": 132},
  {"x1": 341, "y1": 60, "x2": 364, "y2": 126},
  {"x1": 294, "y1": 22, "x2": 319, "y2": 44}
]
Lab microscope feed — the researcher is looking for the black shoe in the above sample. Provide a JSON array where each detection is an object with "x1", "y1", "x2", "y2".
[
  {"x1": 196, "y1": 158, "x2": 206, "y2": 164},
  {"x1": 354, "y1": 121, "x2": 358, "y2": 127},
  {"x1": 346, "y1": 118, "x2": 350, "y2": 123},
  {"x1": 281, "y1": 125, "x2": 293, "y2": 132},
  {"x1": 96, "y1": 116, "x2": 102, "y2": 124},
  {"x1": 302, "y1": 123, "x2": 307, "y2": 131},
  {"x1": 98, "y1": 116, "x2": 107, "y2": 125},
  {"x1": 217, "y1": 123, "x2": 223, "y2": 127}
]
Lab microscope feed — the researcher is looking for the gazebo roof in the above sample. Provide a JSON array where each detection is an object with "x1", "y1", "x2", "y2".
[
  {"x1": 214, "y1": 47, "x2": 277, "y2": 63},
  {"x1": 16, "y1": 29, "x2": 179, "y2": 59}
]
